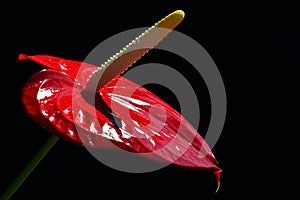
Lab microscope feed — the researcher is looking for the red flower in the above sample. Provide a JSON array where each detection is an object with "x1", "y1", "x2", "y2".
[
  {"x1": 18, "y1": 10, "x2": 222, "y2": 191},
  {"x1": 19, "y1": 54, "x2": 222, "y2": 187}
]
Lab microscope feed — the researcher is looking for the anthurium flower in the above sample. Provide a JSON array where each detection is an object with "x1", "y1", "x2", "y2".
[{"x1": 19, "y1": 10, "x2": 222, "y2": 191}]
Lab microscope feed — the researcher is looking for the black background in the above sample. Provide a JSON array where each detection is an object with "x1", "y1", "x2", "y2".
[{"x1": 1, "y1": 0, "x2": 299, "y2": 199}]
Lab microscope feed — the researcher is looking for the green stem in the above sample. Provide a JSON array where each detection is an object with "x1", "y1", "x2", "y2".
[{"x1": 0, "y1": 135, "x2": 59, "y2": 200}]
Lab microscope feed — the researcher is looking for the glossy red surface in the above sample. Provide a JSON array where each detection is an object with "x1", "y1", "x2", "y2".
[{"x1": 19, "y1": 54, "x2": 221, "y2": 183}]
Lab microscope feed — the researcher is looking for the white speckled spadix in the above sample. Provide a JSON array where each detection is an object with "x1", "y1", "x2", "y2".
[{"x1": 86, "y1": 10, "x2": 185, "y2": 92}]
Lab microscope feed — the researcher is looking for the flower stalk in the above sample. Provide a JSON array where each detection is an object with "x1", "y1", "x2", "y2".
[{"x1": 0, "y1": 135, "x2": 59, "y2": 200}]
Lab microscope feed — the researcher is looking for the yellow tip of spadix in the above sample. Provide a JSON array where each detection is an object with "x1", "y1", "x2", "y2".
[{"x1": 155, "y1": 10, "x2": 185, "y2": 30}]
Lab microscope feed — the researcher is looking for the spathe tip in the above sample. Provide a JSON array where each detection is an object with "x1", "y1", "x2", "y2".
[{"x1": 214, "y1": 170, "x2": 222, "y2": 193}]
